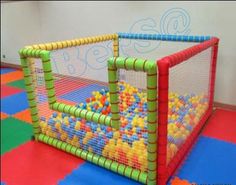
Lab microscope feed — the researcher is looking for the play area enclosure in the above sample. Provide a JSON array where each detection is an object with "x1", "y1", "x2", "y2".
[{"x1": 19, "y1": 33, "x2": 219, "y2": 185}]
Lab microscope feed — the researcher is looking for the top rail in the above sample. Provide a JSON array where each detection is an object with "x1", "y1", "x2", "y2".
[
  {"x1": 160, "y1": 37, "x2": 219, "y2": 67},
  {"x1": 118, "y1": 32, "x2": 212, "y2": 42},
  {"x1": 25, "y1": 34, "x2": 118, "y2": 51}
]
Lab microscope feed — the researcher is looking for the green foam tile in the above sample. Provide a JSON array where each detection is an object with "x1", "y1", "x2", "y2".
[
  {"x1": 1, "y1": 117, "x2": 33, "y2": 155},
  {"x1": 7, "y1": 80, "x2": 26, "y2": 89}
]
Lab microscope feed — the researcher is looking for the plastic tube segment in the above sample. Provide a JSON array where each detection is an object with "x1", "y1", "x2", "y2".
[
  {"x1": 19, "y1": 48, "x2": 57, "y2": 106},
  {"x1": 20, "y1": 56, "x2": 40, "y2": 140},
  {"x1": 118, "y1": 33, "x2": 212, "y2": 42},
  {"x1": 19, "y1": 48, "x2": 120, "y2": 129},
  {"x1": 38, "y1": 134, "x2": 147, "y2": 184},
  {"x1": 163, "y1": 37, "x2": 219, "y2": 67},
  {"x1": 157, "y1": 58, "x2": 170, "y2": 185},
  {"x1": 113, "y1": 35, "x2": 119, "y2": 57},
  {"x1": 50, "y1": 102, "x2": 113, "y2": 127},
  {"x1": 208, "y1": 41, "x2": 219, "y2": 109},
  {"x1": 26, "y1": 34, "x2": 118, "y2": 51},
  {"x1": 107, "y1": 57, "x2": 157, "y2": 185}
]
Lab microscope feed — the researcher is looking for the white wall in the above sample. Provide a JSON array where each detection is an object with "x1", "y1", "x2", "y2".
[
  {"x1": 1, "y1": 1, "x2": 41, "y2": 63},
  {"x1": 1, "y1": 1, "x2": 236, "y2": 105}
]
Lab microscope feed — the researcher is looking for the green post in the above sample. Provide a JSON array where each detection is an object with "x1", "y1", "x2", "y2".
[
  {"x1": 108, "y1": 60, "x2": 120, "y2": 129},
  {"x1": 41, "y1": 51, "x2": 57, "y2": 106},
  {"x1": 107, "y1": 57, "x2": 157, "y2": 185},
  {"x1": 19, "y1": 51, "x2": 40, "y2": 140},
  {"x1": 146, "y1": 64, "x2": 157, "y2": 185}
]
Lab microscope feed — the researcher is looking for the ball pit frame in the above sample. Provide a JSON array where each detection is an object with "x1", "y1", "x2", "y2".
[{"x1": 19, "y1": 33, "x2": 219, "y2": 185}]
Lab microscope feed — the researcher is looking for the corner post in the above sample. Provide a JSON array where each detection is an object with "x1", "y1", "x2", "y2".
[
  {"x1": 157, "y1": 58, "x2": 169, "y2": 185},
  {"x1": 209, "y1": 39, "x2": 219, "y2": 110}
]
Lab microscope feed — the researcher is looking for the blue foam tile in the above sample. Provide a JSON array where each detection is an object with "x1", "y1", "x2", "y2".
[
  {"x1": 1, "y1": 92, "x2": 29, "y2": 115},
  {"x1": 175, "y1": 136, "x2": 236, "y2": 185},
  {"x1": 58, "y1": 162, "x2": 141, "y2": 185},
  {"x1": 0, "y1": 68, "x2": 16, "y2": 74},
  {"x1": 60, "y1": 84, "x2": 108, "y2": 103}
]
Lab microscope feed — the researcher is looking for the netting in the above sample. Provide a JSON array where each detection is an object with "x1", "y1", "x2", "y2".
[
  {"x1": 33, "y1": 41, "x2": 150, "y2": 172},
  {"x1": 167, "y1": 47, "x2": 211, "y2": 164},
  {"x1": 34, "y1": 41, "x2": 112, "y2": 120},
  {"x1": 118, "y1": 38, "x2": 196, "y2": 59},
  {"x1": 30, "y1": 37, "x2": 212, "y2": 175},
  {"x1": 118, "y1": 39, "x2": 196, "y2": 90},
  {"x1": 118, "y1": 70, "x2": 148, "y2": 171}
]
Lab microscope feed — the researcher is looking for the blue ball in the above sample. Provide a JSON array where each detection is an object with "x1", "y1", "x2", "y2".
[
  {"x1": 48, "y1": 118, "x2": 55, "y2": 125},
  {"x1": 132, "y1": 134, "x2": 139, "y2": 141},
  {"x1": 136, "y1": 127, "x2": 141, "y2": 133},
  {"x1": 57, "y1": 133, "x2": 61, "y2": 139},
  {"x1": 88, "y1": 138, "x2": 97, "y2": 146},
  {"x1": 40, "y1": 117, "x2": 46, "y2": 121},
  {"x1": 70, "y1": 122, "x2": 75, "y2": 129},
  {"x1": 100, "y1": 125, "x2": 106, "y2": 131},
  {"x1": 85, "y1": 104, "x2": 88, "y2": 109},
  {"x1": 105, "y1": 101, "x2": 109, "y2": 106},
  {"x1": 52, "y1": 112, "x2": 58, "y2": 118},
  {"x1": 122, "y1": 135, "x2": 128, "y2": 142},
  {"x1": 142, "y1": 133, "x2": 148, "y2": 139},
  {"x1": 168, "y1": 136, "x2": 175, "y2": 143},
  {"x1": 126, "y1": 123, "x2": 132, "y2": 130},
  {"x1": 186, "y1": 125, "x2": 193, "y2": 131},
  {"x1": 106, "y1": 132, "x2": 113, "y2": 139},
  {"x1": 62, "y1": 113, "x2": 67, "y2": 118},
  {"x1": 69, "y1": 117, "x2": 74, "y2": 123},
  {"x1": 68, "y1": 133, "x2": 73, "y2": 139}
]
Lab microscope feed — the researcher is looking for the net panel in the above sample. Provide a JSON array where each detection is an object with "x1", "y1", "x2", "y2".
[
  {"x1": 118, "y1": 38, "x2": 196, "y2": 60},
  {"x1": 30, "y1": 37, "x2": 211, "y2": 174},
  {"x1": 118, "y1": 39, "x2": 195, "y2": 90},
  {"x1": 117, "y1": 70, "x2": 148, "y2": 171},
  {"x1": 167, "y1": 47, "x2": 212, "y2": 164},
  {"x1": 33, "y1": 41, "x2": 149, "y2": 172}
]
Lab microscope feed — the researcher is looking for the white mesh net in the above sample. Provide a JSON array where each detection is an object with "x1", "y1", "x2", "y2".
[
  {"x1": 30, "y1": 37, "x2": 212, "y2": 172},
  {"x1": 167, "y1": 47, "x2": 212, "y2": 164}
]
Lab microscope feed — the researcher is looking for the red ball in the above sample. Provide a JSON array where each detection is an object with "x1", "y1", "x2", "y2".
[
  {"x1": 85, "y1": 126, "x2": 91, "y2": 132},
  {"x1": 80, "y1": 124, "x2": 85, "y2": 130},
  {"x1": 86, "y1": 98, "x2": 91, "y2": 103},
  {"x1": 100, "y1": 100, "x2": 105, "y2": 105},
  {"x1": 106, "y1": 106, "x2": 111, "y2": 113},
  {"x1": 106, "y1": 127, "x2": 112, "y2": 132}
]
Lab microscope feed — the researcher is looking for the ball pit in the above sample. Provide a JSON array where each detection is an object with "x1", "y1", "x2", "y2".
[{"x1": 39, "y1": 81, "x2": 208, "y2": 171}]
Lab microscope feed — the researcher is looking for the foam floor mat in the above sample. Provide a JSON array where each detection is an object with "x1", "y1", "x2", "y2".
[{"x1": 1, "y1": 141, "x2": 84, "y2": 185}]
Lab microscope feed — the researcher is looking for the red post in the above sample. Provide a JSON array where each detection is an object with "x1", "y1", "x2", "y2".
[
  {"x1": 157, "y1": 58, "x2": 170, "y2": 185},
  {"x1": 208, "y1": 39, "x2": 219, "y2": 110},
  {"x1": 156, "y1": 38, "x2": 219, "y2": 183}
]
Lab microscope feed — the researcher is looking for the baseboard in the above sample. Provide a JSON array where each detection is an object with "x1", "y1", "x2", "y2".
[
  {"x1": 213, "y1": 102, "x2": 236, "y2": 111},
  {"x1": 1, "y1": 62, "x2": 236, "y2": 111},
  {"x1": 1, "y1": 61, "x2": 22, "y2": 70}
]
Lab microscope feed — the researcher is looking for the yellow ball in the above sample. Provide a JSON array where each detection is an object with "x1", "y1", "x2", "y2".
[
  {"x1": 83, "y1": 138, "x2": 88, "y2": 145},
  {"x1": 113, "y1": 131, "x2": 120, "y2": 139},
  {"x1": 170, "y1": 143, "x2": 178, "y2": 154},
  {"x1": 109, "y1": 139, "x2": 115, "y2": 145},
  {"x1": 117, "y1": 139, "x2": 122, "y2": 145},
  {"x1": 55, "y1": 122, "x2": 61, "y2": 129},
  {"x1": 132, "y1": 127, "x2": 136, "y2": 133},
  {"x1": 86, "y1": 132, "x2": 93, "y2": 139}
]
